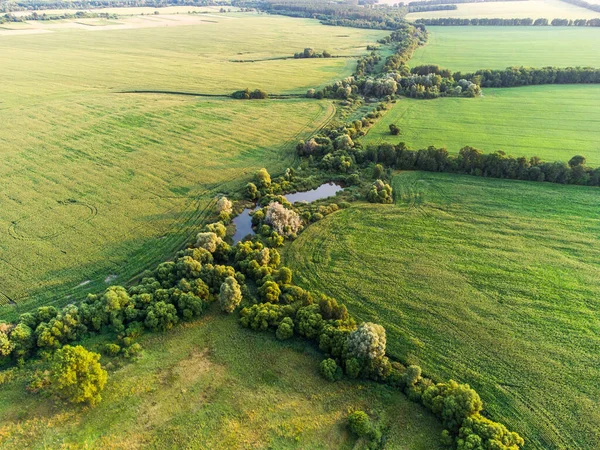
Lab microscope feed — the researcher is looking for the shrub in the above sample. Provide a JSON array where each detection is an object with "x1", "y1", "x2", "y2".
[
  {"x1": 48, "y1": 345, "x2": 107, "y2": 406},
  {"x1": 245, "y1": 182, "x2": 259, "y2": 200},
  {"x1": 457, "y1": 414, "x2": 524, "y2": 450},
  {"x1": 276, "y1": 317, "x2": 294, "y2": 340},
  {"x1": 347, "y1": 322, "x2": 386, "y2": 361},
  {"x1": 348, "y1": 410, "x2": 372, "y2": 437},
  {"x1": 195, "y1": 232, "x2": 222, "y2": 253},
  {"x1": 239, "y1": 303, "x2": 281, "y2": 331},
  {"x1": 144, "y1": 301, "x2": 178, "y2": 332},
  {"x1": 219, "y1": 276, "x2": 243, "y2": 313},
  {"x1": 205, "y1": 222, "x2": 226, "y2": 238},
  {"x1": 216, "y1": 196, "x2": 233, "y2": 215},
  {"x1": 256, "y1": 168, "x2": 271, "y2": 189},
  {"x1": 264, "y1": 202, "x2": 302, "y2": 236},
  {"x1": 422, "y1": 380, "x2": 483, "y2": 432},
  {"x1": 320, "y1": 358, "x2": 342, "y2": 381},
  {"x1": 367, "y1": 180, "x2": 393, "y2": 204},
  {"x1": 389, "y1": 123, "x2": 401, "y2": 135},
  {"x1": 103, "y1": 343, "x2": 121, "y2": 356},
  {"x1": 258, "y1": 280, "x2": 281, "y2": 303}
]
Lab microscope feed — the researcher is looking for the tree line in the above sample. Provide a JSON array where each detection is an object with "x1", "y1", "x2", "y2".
[
  {"x1": 416, "y1": 17, "x2": 600, "y2": 27},
  {"x1": 2, "y1": 0, "x2": 213, "y2": 13},
  {"x1": 405, "y1": 0, "x2": 522, "y2": 5},
  {"x1": 408, "y1": 4, "x2": 457, "y2": 12},
  {"x1": 457, "y1": 66, "x2": 600, "y2": 87},
  {"x1": 0, "y1": 11, "x2": 117, "y2": 23}
]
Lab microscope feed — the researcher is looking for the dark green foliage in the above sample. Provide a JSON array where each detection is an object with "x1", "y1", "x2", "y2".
[
  {"x1": 144, "y1": 302, "x2": 179, "y2": 332},
  {"x1": 457, "y1": 414, "x2": 525, "y2": 450},
  {"x1": 389, "y1": 124, "x2": 401, "y2": 135},
  {"x1": 422, "y1": 380, "x2": 483, "y2": 433},
  {"x1": 276, "y1": 317, "x2": 294, "y2": 340},
  {"x1": 295, "y1": 304, "x2": 324, "y2": 339},
  {"x1": 239, "y1": 303, "x2": 282, "y2": 331},
  {"x1": 416, "y1": 17, "x2": 600, "y2": 27},
  {"x1": 320, "y1": 358, "x2": 342, "y2": 381}
]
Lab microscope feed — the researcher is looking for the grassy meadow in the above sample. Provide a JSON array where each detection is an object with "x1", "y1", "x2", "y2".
[
  {"x1": 361, "y1": 85, "x2": 600, "y2": 164},
  {"x1": 405, "y1": 0, "x2": 599, "y2": 21},
  {"x1": 0, "y1": 15, "x2": 387, "y2": 316},
  {"x1": 410, "y1": 26, "x2": 600, "y2": 72},
  {"x1": 0, "y1": 308, "x2": 444, "y2": 449},
  {"x1": 284, "y1": 171, "x2": 600, "y2": 450}
]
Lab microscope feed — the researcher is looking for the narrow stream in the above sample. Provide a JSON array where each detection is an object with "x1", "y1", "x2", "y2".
[{"x1": 232, "y1": 182, "x2": 343, "y2": 243}]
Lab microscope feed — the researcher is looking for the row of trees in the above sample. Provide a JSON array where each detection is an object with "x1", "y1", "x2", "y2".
[
  {"x1": 406, "y1": 0, "x2": 522, "y2": 5},
  {"x1": 293, "y1": 48, "x2": 332, "y2": 59},
  {"x1": 2, "y1": 0, "x2": 213, "y2": 13},
  {"x1": 0, "y1": 11, "x2": 116, "y2": 23},
  {"x1": 233, "y1": 236, "x2": 524, "y2": 449},
  {"x1": 415, "y1": 17, "x2": 600, "y2": 27},
  {"x1": 459, "y1": 66, "x2": 600, "y2": 87},
  {"x1": 231, "y1": 88, "x2": 269, "y2": 99},
  {"x1": 408, "y1": 4, "x2": 456, "y2": 12}
]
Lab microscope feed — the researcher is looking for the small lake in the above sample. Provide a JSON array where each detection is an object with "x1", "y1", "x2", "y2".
[{"x1": 232, "y1": 182, "x2": 343, "y2": 243}]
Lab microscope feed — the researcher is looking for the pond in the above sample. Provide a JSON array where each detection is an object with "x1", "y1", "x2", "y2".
[{"x1": 231, "y1": 182, "x2": 343, "y2": 243}]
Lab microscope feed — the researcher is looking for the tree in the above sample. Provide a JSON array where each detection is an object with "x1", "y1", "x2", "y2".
[
  {"x1": 255, "y1": 168, "x2": 271, "y2": 189},
  {"x1": 219, "y1": 276, "x2": 242, "y2": 313},
  {"x1": 347, "y1": 322, "x2": 386, "y2": 360},
  {"x1": 48, "y1": 345, "x2": 107, "y2": 406},
  {"x1": 348, "y1": 410, "x2": 372, "y2": 437},
  {"x1": 258, "y1": 280, "x2": 281, "y2": 303},
  {"x1": 568, "y1": 155, "x2": 586, "y2": 168},
  {"x1": 367, "y1": 180, "x2": 393, "y2": 204},
  {"x1": 320, "y1": 358, "x2": 342, "y2": 381},
  {"x1": 264, "y1": 202, "x2": 302, "y2": 236},
  {"x1": 276, "y1": 317, "x2": 294, "y2": 340},
  {"x1": 144, "y1": 301, "x2": 178, "y2": 331},
  {"x1": 216, "y1": 196, "x2": 233, "y2": 221},
  {"x1": 245, "y1": 182, "x2": 259, "y2": 200},
  {"x1": 196, "y1": 232, "x2": 222, "y2": 253},
  {"x1": 389, "y1": 124, "x2": 401, "y2": 135}
]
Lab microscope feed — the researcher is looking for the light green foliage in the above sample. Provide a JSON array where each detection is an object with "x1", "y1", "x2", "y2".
[
  {"x1": 367, "y1": 180, "x2": 393, "y2": 204},
  {"x1": 346, "y1": 322, "x2": 387, "y2": 361},
  {"x1": 255, "y1": 168, "x2": 272, "y2": 189},
  {"x1": 205, "y1": 222, "x2": 227, "y2": 239},
  {"x1": 264, "y1": 202, "x2": 303, "y2": 236},
  {"x1": 320, "y1": 358, "x2": 342, "y2": 382},
  {"x1": 258, "y1": 280, "x2": 281, "y2": 303},
  {"x1": 422, "y1": 380, "x2": 483, "y2": 432},
  {"x1": 196, "y1": 232, "x2": 222, "y2": 253},
  {"x1": 362, "y1": 85, "x2": 600, "y2": 164},
  {"x1": 48, "y1": 345, "x2": 107, "y2": 406},
  {"x1": 239, "y1": 303, "x2": 282, "y2": 331},
  {"x1": 286, "y1": 171, "x2": 600, "y2": 449},
  {"x1": 410, "y1": 26, "x2": 600, "y2": 71},
  {"x1": 457, "y1": 414, "x2": 525, "y2": 450},
  {"x1": 219, "y1": 276, "x2": 242, "y2": 314},
  {"x1": 348, "y1": 410, "x2": 372, "y2": 437}
]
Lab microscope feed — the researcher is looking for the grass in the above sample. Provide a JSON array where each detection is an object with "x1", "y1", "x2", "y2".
[
  {"x1": 0, "y1": 15, "x2": 386, "y2": 316},
  {"x1": 0, "y1": 309, "x2": 444, "y2": 449},
  {"x1": 284, "y1": 171, "x2": 600, "y2": 450},
  {"x1": 360, "y1": 85, "x2": 600, "y2": 164},
  {"x1": 405, "y1": 0, "x2": 600, "y2": 21},
  {"x1": 410, "y1": 26, "x2": 600, "y2": 72}
]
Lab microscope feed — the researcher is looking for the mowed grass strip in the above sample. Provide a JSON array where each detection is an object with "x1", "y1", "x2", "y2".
[
  {"x1": 284, "y1": 171, "x2": 600, "y2": 450},
  {"x1": 0, "y1": 95, "x2": 333, "y2": 317},
  {"x1": 0, "y1": 310, "x2": 444, "y2": 449},
  {"x1": 410, "y1": 26, "x2": 600, "y2": 72},
  {"x1": 361, "y1": 85, "x2": 600, "y2": 164}
]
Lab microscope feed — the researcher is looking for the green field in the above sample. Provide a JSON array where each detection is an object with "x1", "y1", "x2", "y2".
[
  {"x1": 361, "y1": 85, "x2": 600, "y2": 164},
  {"x1": 285, "y1": 171, "x2": 600, "y2": 450},
  {"x1": 410, "y1": 26, "x2": 600, "y2": 72},
  {"x1": 0, "y1": 15, "x2": 386, "y2": 316},
  {"x1": 0, "y1": 308, "x2": 444, "y2": 449},
  {"x1": 405, "y1": 0, "x2": 599, "y2": 21}
]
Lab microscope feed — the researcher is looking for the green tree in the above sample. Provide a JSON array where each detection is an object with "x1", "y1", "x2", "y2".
[
  {"x1": 276, "y1": 317, "x2": 294, "y2": 340},
  {"x1": 255, "y1": 168, "x2": 271, "y2": 189},
  {"x1": 219, "y1": 276, "x2": 242, "y2": 313},
  {"x1": 48, "y1": 345, "x2": 107, "y2": 406},
  {"x1": 320, "y1": 358, "x2": 342, "y2": 381}
]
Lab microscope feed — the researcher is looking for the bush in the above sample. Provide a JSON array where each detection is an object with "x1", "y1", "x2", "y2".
[
  {"x1": 457, "y1": 414, "x2": 524, "y2": 450},
  {"x1": 144, "y1": 301, "x2": 178, "y2": 332},
  {"x1": 196, "y1": 232, "x2": 222, "y2": 253},
  {"x1": 48, "y1": 345, "x2": 107, "y2": 406},
  {"x1": 264, "y1": 202, "x2": 302, "y2": 236},
  {"x1": 348, "y1": 410, "x2": 372, "y2": 437},
  {"x1": 389, "y1": 123, "x2": 401, "y2": 135},
  {"x1": 367, "y1": 180, "x2": 393, "y2": 204},
  {"x1": 216, "y1": 196, "x2": 233, "y2": 215},
  {"x1": 347, "y1": 322, "x2": 386, "y2": 360},
  {"x1": 256, "y1": 168, "x2": 271, "y2": 189},
  {"x1": 103, "y1": 343, "x2": 121, "y2": 356},
  {"x1": 320, "y1": 358, "x2": 342, "y2": 381},
  {"x1": 219, "y1": 276, "x2": 243, "y2": 313},
  {"x1": 422, "y1": 380, "x2": 483, "y2": 432},
  {"x1": 258, "y1": 280, "x2": 281, "y2": 303},
  {"x1": 276, "y1": 317, "x2": 294, "y2": 340}
]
